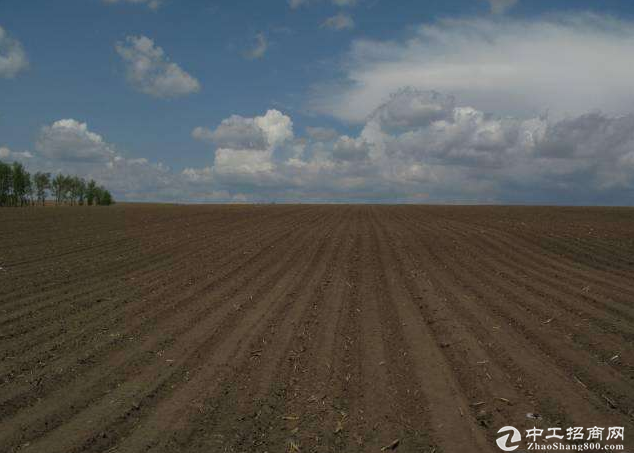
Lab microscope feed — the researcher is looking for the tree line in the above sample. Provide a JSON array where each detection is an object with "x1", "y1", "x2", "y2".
[{"x1": 0, "y1": 160, "x2": 114, "y2": 207}]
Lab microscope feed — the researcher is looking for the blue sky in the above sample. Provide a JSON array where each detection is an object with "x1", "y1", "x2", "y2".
[{"x1": 2, "y1": 0, "x2": 634, "y2": 204}]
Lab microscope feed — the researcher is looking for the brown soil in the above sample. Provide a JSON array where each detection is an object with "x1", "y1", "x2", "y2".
[{"x1": 1, "y1": 204, "x2": 633, "y2": 452}]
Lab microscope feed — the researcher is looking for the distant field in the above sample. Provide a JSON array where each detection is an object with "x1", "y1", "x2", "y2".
[{"x1": 1, "y1": 204, "x2": 633, "y2": 452}]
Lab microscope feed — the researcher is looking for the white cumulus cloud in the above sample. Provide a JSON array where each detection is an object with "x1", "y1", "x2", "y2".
[
  {"x1": 35, "y1": 119, "x2": 117, "y2": 162},
  {"x1": 115, "y1": 35, "x2": 200, "y2": 99},
  {"x1": 20, "y1": 92, "x2": 634, "y2": 204},
  {"x1": 254, "y1": 110, "x2": 294, "y2": 147},
  {"x1": 191, "y1": 110, "x2": 294, "y2": 187},
  {"x1": 193, "y1": 110, "x2": 293, "y2": 151},
  {"x1": 185, "y1": 90, "x2": 634, "y2": 204}
]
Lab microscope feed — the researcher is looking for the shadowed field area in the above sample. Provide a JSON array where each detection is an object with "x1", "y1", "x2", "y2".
[{"x1": 1, "y1": 204, "x2": 633, "y2": 452}]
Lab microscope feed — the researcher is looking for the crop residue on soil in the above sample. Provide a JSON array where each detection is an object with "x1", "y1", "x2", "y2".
[{"x1": 1, "y1": 204, "x2": 633, "y2": 452}]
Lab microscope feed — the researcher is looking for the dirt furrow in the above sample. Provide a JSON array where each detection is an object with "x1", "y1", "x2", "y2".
[
  {"x1": 2, "y1": 204, "x2": 633, "y2": 453},
  {"x1": 0, "y1": 210, "x2": 331, "y2": 451},
  {"x1": 389, "y1": 213, "x2": 632, "y2": 433}
]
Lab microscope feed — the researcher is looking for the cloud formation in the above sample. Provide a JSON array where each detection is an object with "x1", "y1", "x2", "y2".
[
  {"x1": 193, "y1": 110, "x2": 293, "y2": 150},
  {"x1": 16, "y1": 92, "x2": 634, "y2": 205},
  {"x1": 0, "y1": 26, "x2": 28, "y2": 78},
  {"x1": 19, "y1": 119, "x2": 223, "y2": 202},
  {"x1": 36, "y1": 119, "x2": 117, "y2": 162},
  {"x1": 191, "y1": 110, "x2": 295, "y2": 187},
  {"x1": 103, "y1": 0, "x2": 162, "y2": 10},
  {"x1": 322, "y1": 13, "x2": 355, "y2": 30},
  {"x1": 0, "y1": 146, "x2": 33, "y2": 161},
  {"x1": 311, "y1": 14, "x2": 634, "y2": 123},
  {"x1": 115, "y1": 35, "x2": 200, "y2": 98},
  {"x1": 193, "y1": 116, "x2": 267, "y2": 149},
  {"x1": 183, "y1": 91, "x2": 634, "y2": 204}
]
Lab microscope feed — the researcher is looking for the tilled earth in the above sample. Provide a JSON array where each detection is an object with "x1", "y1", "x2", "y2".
[{"x1": 1, "y1": 204, "x2": 633, "y2": 452}]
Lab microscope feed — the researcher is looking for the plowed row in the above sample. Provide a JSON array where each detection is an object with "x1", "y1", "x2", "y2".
[{"x1": 1, "y1": 204, "x2": 633, "y2": 452}]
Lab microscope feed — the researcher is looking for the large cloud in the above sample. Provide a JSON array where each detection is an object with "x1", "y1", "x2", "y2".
[
  {"x1": 193, "y1": 110, "x2": 293, "y2": 150},
  {"x1": 17, "y1": 96, "x2": 634, "y2": 204},
  {"x1": 311, "y1": 14, "x2": 634, "y2": 123},
  {"x1": 183, "y1": 91, "x2": 634, "y2": 204},
  {"x1": 192, "y1": 110, "x2": 295, "y2": 188},
  {"x1": 360, "y1": 90, "x2": 634, "y2": 202},
  {"x1": 0, "y1": 26, "x2": 28, "y2": 78},
  {"x1": 35, "y1": 120, "x2": 117, "y2": 162},
  {"x1": 115, "y1": 35, "x2": 200, "y2": 99}
]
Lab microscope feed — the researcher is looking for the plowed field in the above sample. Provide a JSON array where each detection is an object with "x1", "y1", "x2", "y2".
[{"x1": 1, "y1": 204, "x2": 633, "y2": 452}]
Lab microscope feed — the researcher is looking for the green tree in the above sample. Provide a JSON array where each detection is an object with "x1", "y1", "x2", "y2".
[
  {"x1": 0, "y1": 161, "x2": 12, "y2": 207},
  {"x1": 33, "y1": 172, "x2": 51, "y2": 206},
  {"x1": 63, "y1": 175, "x2": 74, "y2": 205},
  {"x1": 77, "y1": 177, "x2": 87, "y2": 205},
  {"x1": 99, "y1": 188, "x2": 113, "y2": 206},
  {"x1": 2, "y1": 165, "x2": 113, "y2": 209},
  {"x1": 94, "y1": 186, "x2": 103, "y2": 206},
  {"x1": 68, "y1": 175, "x2": 77, "y2": 205},
  {"x1": 11, "y1": 162, "x2": 29, "y2": 207},
  {"x1": 86, "y1": 179, "x2": 97, "y2": 206},
  {"x1": 25, "y1": 173, "x2": 34, "y2": 206},
  {"x1": 51, "y1": 174, "x2": 65, "y2": 205}
]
